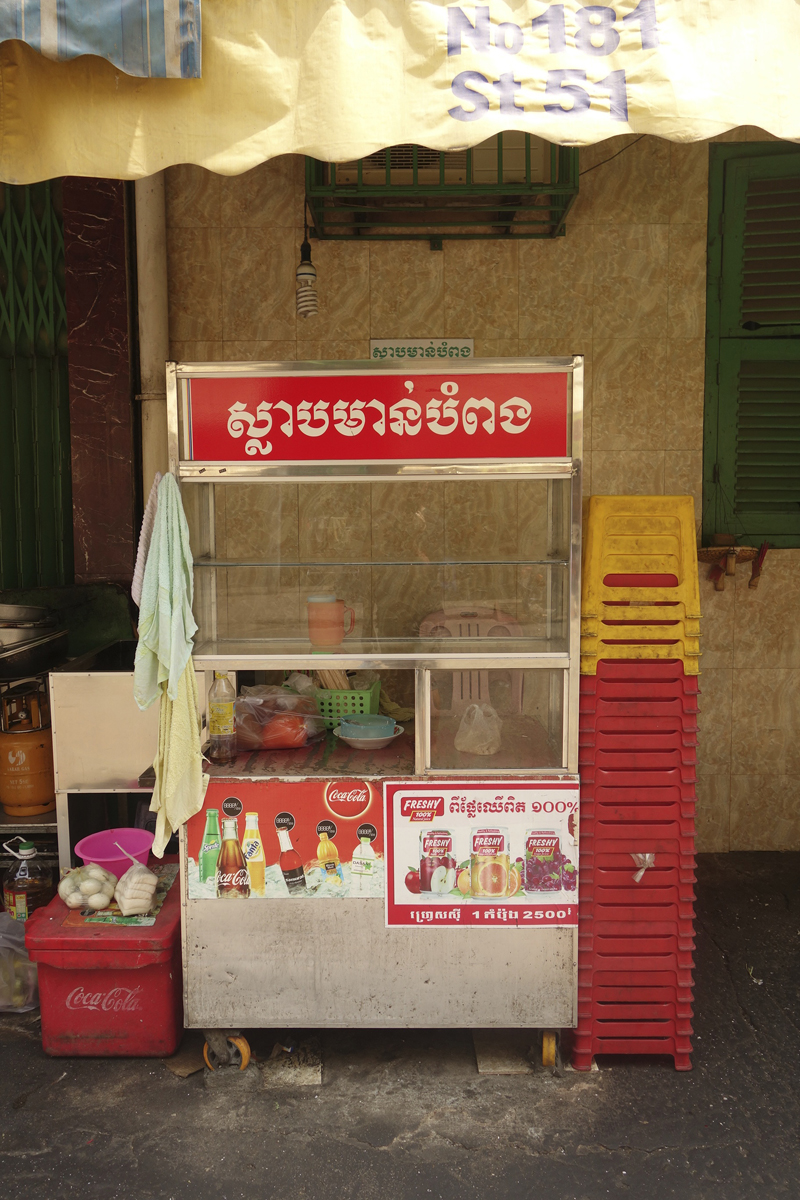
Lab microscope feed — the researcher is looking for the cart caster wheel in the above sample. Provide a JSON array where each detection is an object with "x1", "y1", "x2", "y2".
[
  {"x1": 203, "y1": 1035, "x2": 251, "y2": 1072},
  {"x1": 542, "y1": 1031, "x2": 557, "y2": 1068}
]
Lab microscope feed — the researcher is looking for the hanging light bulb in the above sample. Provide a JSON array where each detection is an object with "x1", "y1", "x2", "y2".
[{"x1": 296, "y1": 225, "x2": 318, "y2": 319}]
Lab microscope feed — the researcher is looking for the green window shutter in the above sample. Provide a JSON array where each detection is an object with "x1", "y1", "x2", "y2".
[
  {"x1": 704, "y1": 146, "x2": 800, "y2": 547},
  {"x1": 0, "y1": 181, "x2": 73, "y2": 589}
]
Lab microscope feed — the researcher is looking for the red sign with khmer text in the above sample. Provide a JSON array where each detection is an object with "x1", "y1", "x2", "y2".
[{"x1": 186, "y1": 372, "x2": 569, "y2": 463}]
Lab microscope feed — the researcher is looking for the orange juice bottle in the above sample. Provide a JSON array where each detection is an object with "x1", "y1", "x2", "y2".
[{"x1": 317, "y1": 831, "x2": 343, "y2": 886}]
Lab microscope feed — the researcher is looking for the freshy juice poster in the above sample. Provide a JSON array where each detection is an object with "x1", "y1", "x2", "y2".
[
  {"x1": 186, "y1": 778, "x2": 384, "y2": 900},
  {"x1": 384, "y1": 780, "x2": 579, "y2": 928}
]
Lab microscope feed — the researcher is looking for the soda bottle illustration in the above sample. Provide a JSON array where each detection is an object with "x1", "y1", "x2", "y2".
[
  {"x1": 216, "y1": 817, "x2": 251, "y2": 898},
  {"x1": 242, "y1": 812, "x2": 266, "y2": 898},
  {"x1": 349, "y1": 835, "x2": 376, "y2": 896},
  {"x1": 317, "y1": 831, "x2": 343, "y2": 887},
  {"x1": 277, "y1": 827, "x2": 306, "y2": 894},
  {"x1": 199, "y1": 809, "x2": 221, "y2": 883}
]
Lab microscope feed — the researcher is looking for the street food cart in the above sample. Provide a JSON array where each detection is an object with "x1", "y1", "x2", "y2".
[{"x1": 171, "y1": 356, "x2": 583, "y2": 1051}]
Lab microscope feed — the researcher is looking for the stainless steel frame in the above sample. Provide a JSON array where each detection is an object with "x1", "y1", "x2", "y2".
[{"x1": 173, "y1": 357, "x2": 583, "y2": 1028}]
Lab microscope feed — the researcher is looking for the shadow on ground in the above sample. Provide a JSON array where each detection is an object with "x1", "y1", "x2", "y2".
[{"x1": 1, "y1": 853, "x2": 798, "y2": 1200}]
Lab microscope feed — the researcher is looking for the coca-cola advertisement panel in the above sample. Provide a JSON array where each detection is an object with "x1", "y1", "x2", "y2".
[
  {"x1": 185, "y1": 370, "x2": 570, "y2": 464},
  {"x1": 384, "y1": 780, "x2": 579, "y2": 928},
  {"x1": 186, "y1": 778, "x2": 385, "y2": 900}
]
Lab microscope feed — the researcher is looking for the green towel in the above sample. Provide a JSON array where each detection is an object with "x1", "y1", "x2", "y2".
[
  {"x1": 134, "y1": 473, "x2": 196, "y2": 709},
  {"x1": 133, "y1": 473, "x2": 207, "y2": 856}
]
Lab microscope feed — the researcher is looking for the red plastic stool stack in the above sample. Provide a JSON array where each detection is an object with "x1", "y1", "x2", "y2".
[{"x1": 573, "y1": 497, "x2": 700, "y2": 1072}]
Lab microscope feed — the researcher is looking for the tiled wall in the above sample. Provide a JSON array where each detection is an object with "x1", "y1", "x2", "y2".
[{"x1": 165, "y1": 126, "x2": 800, "y2": 852}]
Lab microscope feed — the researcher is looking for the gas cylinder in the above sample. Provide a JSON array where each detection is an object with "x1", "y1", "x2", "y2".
[{"x1": 0, "y1": 680, "x2": 55, "y2": 818}]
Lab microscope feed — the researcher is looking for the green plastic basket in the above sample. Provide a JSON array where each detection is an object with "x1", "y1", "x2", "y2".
[{"x1": 315, "y1": 679, "x2": 381, "y2": 730}]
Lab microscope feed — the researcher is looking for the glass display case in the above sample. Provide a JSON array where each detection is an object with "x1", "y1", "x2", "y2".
[{"x1": 170, "y1": 357, "x2": 582, "y2": 776}]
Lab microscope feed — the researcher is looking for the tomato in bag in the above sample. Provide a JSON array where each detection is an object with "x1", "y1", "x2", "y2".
[{"x1": 260, "y1": 713, "x2": 309, "y2": 749}]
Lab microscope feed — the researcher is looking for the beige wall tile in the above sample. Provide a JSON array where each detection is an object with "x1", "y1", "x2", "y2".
[
  {"x1": 591, "y1": 451, "x2": 665, "y2": 495},
  {"x1": 730, "y1": 774, "x2": 800, "y2": 850},
  {"x1": 664, "y1": 451, "x2": 702, "y2": 523},
  {"x1": 593, "y1": 224, "x2": 669, "y2": 339},
  {"x1": 372, "y1": 563, "x2": 444, "y2": 639},
  {"x1": 222, "y1": 483, "x2": 299, "y2": 563},
  {"x1": 698, "y1": 575, "x2": 734, "y2": 669},
  {"x1": 444, "y1": 479, "x2": 520, "y2": 563},
  {"x1": 519, "y1": 223, "x2": 593, "y2": 343},
  {"x1": 668, "y1": 224, "x2": 707, "y2": 339},
  {"x1": 369, "y1": 242, "x2": 445, "y2": 339},
  {"x1": 474, "y1": 338, "x2": 519, "y2": 358},
  {"x1": 221, "y1": 226, "x2": 296, "y2": 342},
  {"x1": 572, "y1": 136, "x2": 671, "y2": 225},
  {"x1": 730, "y1": 669, "x2": 800, "y2": 776},
  {"x1": 296, "y1": 240, "x2": 370, "y2": 344},
  {"x1": 444, "y1": 241, "x2": 518, "y2": 338},
  {"x1": 220, "y1": 157, "x2": 303, "y2": 230},
  {"x1": 169, "y1": 340, "x2": 224, "y2": 362},
  {"x1": 370, "y1": 481, "x2": 444, "y2": 564},
  {"x1": 298, "y1": 483, "x2": 371, "y2": 564},
  {"x1": 669, "y1": 144, "x2": 709, "y2": 225},
  {"x1": 592, "y1": 337, "x2": 667, "y2": 451},
  {"x1": 695, "y1": 775, "x2": 730, "y2": 853},
  {"x1": 222, "y1": 341, "x2": 297, "y2": 362},
  {"x1": 442, "y1": 564, "x2": 518, "y2": 618},
  {"x1": 165, "y1": 165, "x2": 220, "y2": 229},
  {"x1": 167, "y1": 228, "x2": 222, "y2": 342},
  {"x1": 697, "y1": 667, "x2": 732, "y2": 775},
  {"x1": 582, "y1": 450, "x2": 592, "y2": 498},
  {"x1": 297, "y1": 340, "x2": 371, "y2": 362},
  {"x1": 733, "y1": 551, "x2": 800, "y2": 669},
  {"x1": 224, "y1": 566, "x2": 293, "y2": 638},
  {"x1": 665, "y1": 338, "x2": 705, "y2": 450}
]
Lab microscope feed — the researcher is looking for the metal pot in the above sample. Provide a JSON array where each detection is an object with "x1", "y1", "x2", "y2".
[{"x1": 0, "y1": 603, "x2": 59, "y2": 628}]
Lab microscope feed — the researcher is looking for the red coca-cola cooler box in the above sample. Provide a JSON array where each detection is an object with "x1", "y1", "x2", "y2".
[{"x1": 24, "y1": 872, "x2": 182, "y2": 1057}]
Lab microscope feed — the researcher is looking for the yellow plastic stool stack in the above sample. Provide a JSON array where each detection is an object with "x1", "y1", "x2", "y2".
[{"x1": 580, "y1": 496, "x2": 702, "y2": 675}]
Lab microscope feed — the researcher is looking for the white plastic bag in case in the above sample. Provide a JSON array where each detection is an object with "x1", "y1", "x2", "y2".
[
  {"x1": 0, "y1": 912, "x2": 38, "y2": 1011},
  {"x1": 454, "y1": 702, "x2": 503, "y2": 756}
]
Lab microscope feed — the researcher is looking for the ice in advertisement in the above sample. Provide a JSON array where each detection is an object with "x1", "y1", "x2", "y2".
[
  {"x1": 186, "y1": 778, "x2": 384, "y2": 900},
  {"x1": 384, "y1": 780, "x2": 579, "y2": 928}
]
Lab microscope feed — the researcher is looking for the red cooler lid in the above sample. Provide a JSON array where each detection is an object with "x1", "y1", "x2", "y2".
[{"x1": 25, "y1": 864, "x2": 180, "y2": 954}]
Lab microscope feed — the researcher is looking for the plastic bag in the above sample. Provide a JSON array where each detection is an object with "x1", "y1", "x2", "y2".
[
  {"x1": 57, "y1": 863, "x2": 117, "y2": 911},
  {"x1": 235, "y1": 687, "x2": 326, "y2": 751},
  {"x1": 284, "y1": 672, "x2": 316, "y2": 697},
  {"x1": 454, "y1": 702, "x2": 503, "y2": 756},
  {"x1": 0, "y1": 912, "x2": 38, "y2": 1012}
]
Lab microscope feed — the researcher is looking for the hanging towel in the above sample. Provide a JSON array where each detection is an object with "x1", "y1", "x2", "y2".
[
  {"x1": 133, "y1": 472, "x2": 207, "y2": 856},
  {"x1": 150, "y1": 663, "x2": 208, "y2": 857},
  {"x1": 134, "y1": 473, "x2": 197, "y2": 708},
  {"x1": 131, "y1": 471, "x2": 162, "y2": 608}
]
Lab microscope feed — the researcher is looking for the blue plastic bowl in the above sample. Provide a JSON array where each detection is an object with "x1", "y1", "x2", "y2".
[{"x1": 339, "y1": 714, "x2": 395, "y2": 739}]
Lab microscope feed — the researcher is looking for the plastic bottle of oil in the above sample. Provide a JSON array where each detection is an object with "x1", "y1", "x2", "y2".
[
  {"x1": 207, "y1": 671, "x2": 237, "y2": 763},
  {"x1": 2, "y1": 838, "x2": 55, "y2": 921}
]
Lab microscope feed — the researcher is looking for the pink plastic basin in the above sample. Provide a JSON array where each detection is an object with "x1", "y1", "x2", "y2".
[{"x1": 74, "y1": 827, "x2": 154, "y2": 880}]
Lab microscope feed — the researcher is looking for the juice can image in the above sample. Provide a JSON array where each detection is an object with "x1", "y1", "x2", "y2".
[
  {"x1": 523, "y1": 831, "x2": 562, "y2": 894},
  {"x1": 419, "y1": 829, "x2": 456, "y2": 896},
  {"x1": 470, "y1": 827, "x2": 511, "y2": 898}
]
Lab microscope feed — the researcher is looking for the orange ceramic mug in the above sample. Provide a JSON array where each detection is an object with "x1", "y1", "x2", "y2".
[{"x1": 307, "y1": 595, "x2": 355, "y2": 647}]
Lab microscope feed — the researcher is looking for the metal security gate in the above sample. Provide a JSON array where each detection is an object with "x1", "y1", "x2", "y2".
[{"x1": 0, "y1": 181, "x2": 72, "y2": 589}]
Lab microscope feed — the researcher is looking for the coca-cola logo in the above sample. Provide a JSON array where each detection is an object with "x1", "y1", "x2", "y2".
[
  {"x1": 422, "y1": 834, "x2": 452, "y2": 855},
  {"x1": 217, "y1": 870, "x2": 249, "y2": 887},
  {"x1": 400, "y1": 795, "x2": 444, "y2": 822},
  {"x1": 325, "y1": 780, "x2": 372, "y2": 819},
  {"x1": 66, "y1": 986, "x2": 143, "y2": 1013}
]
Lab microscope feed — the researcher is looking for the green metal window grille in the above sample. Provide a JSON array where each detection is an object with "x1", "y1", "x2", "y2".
[
  {"x1": 0, "y1": 181, "x2": 73, "y2": 588},
  {"x1": 305, "y1": 136, "x2": 579, "y2": 244},
  {"x1": 704, "y1": 144, "x2": 800, "y2": 548}
]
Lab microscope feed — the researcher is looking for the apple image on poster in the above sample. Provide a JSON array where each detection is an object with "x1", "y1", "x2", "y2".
[{"x1": 419, "y1": 854, "x2": 457, "y2": 895}]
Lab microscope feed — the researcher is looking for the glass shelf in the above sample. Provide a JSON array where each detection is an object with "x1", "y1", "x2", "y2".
[{"x1": 192, "y1": 637, "x2": 570, "y2": 669}]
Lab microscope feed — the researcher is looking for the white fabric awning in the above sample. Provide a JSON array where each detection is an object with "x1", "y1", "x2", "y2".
[{"x1": 1, "y1": 0, "x2": 798, "y2": 184}]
